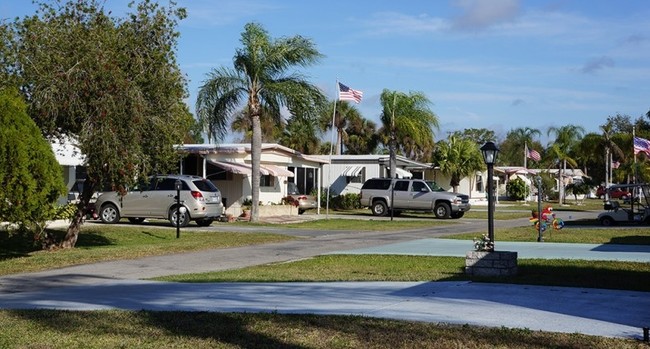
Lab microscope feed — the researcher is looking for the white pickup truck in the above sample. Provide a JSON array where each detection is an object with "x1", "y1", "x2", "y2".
[{"x1": 360, "y1": 178, "x2": 471, "y2": 218}]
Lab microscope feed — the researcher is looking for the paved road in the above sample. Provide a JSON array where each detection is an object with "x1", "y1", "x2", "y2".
[{"x1": 2, "y1": 210, "x2": 649, "y2": 340}]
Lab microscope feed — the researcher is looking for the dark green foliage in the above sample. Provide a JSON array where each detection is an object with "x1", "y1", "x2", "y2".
[
  {"x1": 0, "y1": 88, "x2": 65, "y2": 237},
  {"x1": 329, "y1": 193, "x2": 362, "y2": 210},
  {"x1": 533, "y1": 172, "x2": 557, "y2": 201},
  {"x1": 506, "y1": 177, "x2": 529, "y2": 200},
  {"x1": 1, "y1": 0, "x2": 191, "y2": 246}
]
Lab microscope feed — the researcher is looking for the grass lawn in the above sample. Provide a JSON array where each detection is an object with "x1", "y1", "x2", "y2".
[
  {"x1": 0, "y1": 310, "x2": 645, "y2": 349},
  {"x1": 0, "y1": 225, "x2": 294, "y2": 276},
  {"x1": 155, "y1": 254, "x2": 650, "y2": 292}
]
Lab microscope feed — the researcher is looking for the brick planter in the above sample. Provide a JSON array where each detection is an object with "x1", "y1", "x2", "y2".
[{"x1": 465, "y1": 251, "x2": 518, "y2": 277}]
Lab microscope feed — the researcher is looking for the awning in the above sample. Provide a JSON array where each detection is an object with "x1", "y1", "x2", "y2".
[
  {"x1": 395, "y1": 168, "x2": 413, "y2": 179},
  {"x1": 342, "y1": 166, "x2": 363, "y2": 177},
  {"x1": 208, "y1": 160, "x2": 294, "y2": 177},
  {"x1": 209, "y1": 160, "x2": 252, "y2": 176},
  {"x1": 262, "y1": 164, "x2": 295, "y2": 177}
]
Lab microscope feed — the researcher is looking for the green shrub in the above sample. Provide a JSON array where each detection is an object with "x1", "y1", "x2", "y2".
[
  {"x1": 329, "y1": 193, "x2": 361, "y2": 210},
  {"x1": 0, "y1": 88, "x2": 66, "y2": 243},
  {"x1": 506, "y1": 177, "x2": 529, "y2": 200}
]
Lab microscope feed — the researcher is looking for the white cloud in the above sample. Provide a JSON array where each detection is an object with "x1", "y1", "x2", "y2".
[{"x1": 450, "y1": 0, "x2": 521, "y2": 30}]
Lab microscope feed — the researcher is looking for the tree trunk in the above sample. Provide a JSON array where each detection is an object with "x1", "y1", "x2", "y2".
[
  {"x1": 60, "y1": 180, "x2": 95, "y2": 248},
  {"x1": 60, "y1": 207, "x2": 84, "y2": 248},
  {"x1": 250, "y1": 111, "x2": 262, "y2": 223},
  {"x1": 336, "y1": 128, "x2": 342, "y2": 155}
]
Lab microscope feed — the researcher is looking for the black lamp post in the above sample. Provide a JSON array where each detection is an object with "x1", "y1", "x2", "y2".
[
  {"x1": 480, "y1": 141, "x2": 500, "y2": 251},
  {"x1": 175, "y1": 179, "x2": 182, "y2": 239}
]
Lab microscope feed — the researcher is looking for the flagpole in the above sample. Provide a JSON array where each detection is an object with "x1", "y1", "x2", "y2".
[
  {"x1": 633, "y1": 127, "x2": 637, "y2": 184},
  {"x1": 326, "y1": 80, "x2": 339, "y2": 219},
  {"x1": 524, "y1": 143, "x2": 528, "y2": 169}
]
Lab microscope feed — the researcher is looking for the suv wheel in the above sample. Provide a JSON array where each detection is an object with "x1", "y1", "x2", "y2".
[
  {"x1": 371, "y1": 201, "x2": 388, "y2": 216},
  {"x1": 434, "y1": 202, "x2": 451, "y2": 219},
  {"x1": 99, "y1": 204, "x2": 120, "y2": 224},
  {"x1": 169, "y1": 207, "x2": 190, "y2": 227}
]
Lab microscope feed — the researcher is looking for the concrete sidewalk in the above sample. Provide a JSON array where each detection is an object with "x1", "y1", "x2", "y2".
[
  {"x1": 332, "y1": 238, "x2": 650, "y2": 262},
  {"x1": 1, "y1": 280, "x2": 648, "y2": 339}
]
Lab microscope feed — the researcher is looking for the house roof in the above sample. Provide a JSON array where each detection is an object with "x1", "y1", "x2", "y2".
[
  {"x1": 175, "y1": 143, "x2": 329, "y2": 164},
  {"x1": 50, "y1": 136, "x2": 85, "y2": 166},
  {"x1": 312, "y1": 154, "x2": 431, "y2": 170}
]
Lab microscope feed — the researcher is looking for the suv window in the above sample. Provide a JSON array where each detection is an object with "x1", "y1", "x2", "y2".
[
  {"x1": 155, "y1": 178, "x2": 184, "y2": 191},
  {"x1": 361, "y1": 179, "x2": 391, "y2": 190},
  {"x1": 193, "y1": 179, "x2": 219, "y2": 192},
  {"x1": 394, "y1": 180, "x2": 409, "y2": 191}
]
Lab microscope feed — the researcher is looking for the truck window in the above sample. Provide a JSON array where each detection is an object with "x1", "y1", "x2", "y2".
[
  {"x1": 412, "y1": 181, "x2": 428, "y2": 192},
  {"x1": 394, "y1": 181, "x2": 409, "y2": 191}
]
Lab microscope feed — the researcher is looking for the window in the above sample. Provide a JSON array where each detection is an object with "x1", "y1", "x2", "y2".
[
  {"x1": 393, "y1": 180, "x2": 409, "y2": 191},
  {"x1": 411, "y1": 181, "x2": 428, "y2": 192},
  {"x1": 361, "y1": 179, "x2": 391, "y2": 190},
  {"x1": 155, "y1": 178, "x2": 188, "y2": 191},
  {"x1": 348, "y1": 167, "x2": 365, "y2": 184},
  {"x1": 260, "y1": 175, "x2": 275, "y2": 187}
]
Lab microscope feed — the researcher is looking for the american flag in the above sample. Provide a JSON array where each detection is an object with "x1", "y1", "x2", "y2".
[
  {"x1": 634, "y1": 136, "x2": 650, "y2": 156},
  {"x1": 338, "y1": 82, "x2": 363, "y2": 103},
  {"x1": 527, "y1": 148, "x2": 541, "y2": 162}
]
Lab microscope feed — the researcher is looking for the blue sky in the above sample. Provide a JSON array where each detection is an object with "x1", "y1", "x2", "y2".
[{"x1": 2, "y1": 0, "x2": 649, "y2": 144}]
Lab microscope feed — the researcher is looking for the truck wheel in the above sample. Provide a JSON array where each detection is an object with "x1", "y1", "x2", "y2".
[
  {"x1": 451, "y1": 212, "x2": 464, "y2": 219},
  {"x1": 434, "y1": 202, "x2": 451, "y2": 219},
  {"x1": 99, "y1": 204, "x2": 120, "y2": 224},
  {"x1": 371, "y1": 201, "x2": 388, "y2": 216}
]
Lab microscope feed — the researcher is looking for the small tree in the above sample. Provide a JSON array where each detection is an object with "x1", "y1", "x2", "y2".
[
  {"x1": 506, "y1": 177, "x2": 530, "y2": 201},
  {"x1": 0, "y1": 88, "x2": 65, "y2": 243}
]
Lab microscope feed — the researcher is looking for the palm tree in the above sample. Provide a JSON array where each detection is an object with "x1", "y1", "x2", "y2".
[
  {"x1": 500, "y1": 127, "x2": 542, "y2": 166},
  {"x1": 599, "y1": 121, "x2": 625, "y2": 188},
  {"x1": 379, "y1": 89, "x2": 438, "y2": 177},
  {"x1": 196, "y1": 22, "x2": 326, "y2": 222},
  {"x1": 345, "y1": 116, "x2": 378, "y2": 154},
  {"x1": 230, "y1": 106, "x2": 284, "y2": 143},
  {"x1": 319, "y1": 100, "x2": 363, "y2": 155},
  {"x1": 547, "y1": 124, "x2": 585, "y2": 205},
  {"x1": 279, "y1": 114, "x2": 320, "y2": 154},
  {"x1": 434, "y1": 135, "x2": 484, "y2": 193}
]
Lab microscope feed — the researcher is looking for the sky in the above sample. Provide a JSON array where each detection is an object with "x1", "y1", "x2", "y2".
[{"x1": 2, "y1": 0, "x2": 649, "y2": 144}]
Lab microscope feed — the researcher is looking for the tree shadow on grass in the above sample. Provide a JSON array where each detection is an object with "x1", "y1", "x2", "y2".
[{"x1": 0, "y1": 229, "x2": 113, "y2": 261}]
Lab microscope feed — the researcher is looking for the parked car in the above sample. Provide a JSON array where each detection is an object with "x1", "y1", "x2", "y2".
[
  {"x1": 596, "y1": 186, "x2": 631, "y2": 200},
  {"x1": 360, "y1": 178, "x2": 471, "y2": 218},
  {"x1": 94, "y1": 175, "x2": 224, "y2": 227},
  {"x1": 286, "y1": 182, "x2": 318, "y2": 214}
]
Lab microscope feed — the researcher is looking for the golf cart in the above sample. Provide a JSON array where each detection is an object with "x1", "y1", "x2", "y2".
[{"x1": 598, "y1": 183, "x2": 650, "y2": 226}]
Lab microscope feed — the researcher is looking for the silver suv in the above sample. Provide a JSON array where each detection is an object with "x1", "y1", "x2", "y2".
[
  {"x1": 94, "y1": 175, "x2": 224, "y2": 227},
  {"x1": 360, "y1": 178, "x2": 471, "y2": 218}
]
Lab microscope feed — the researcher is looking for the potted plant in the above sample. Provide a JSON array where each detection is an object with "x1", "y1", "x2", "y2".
[{"x1": 240, "y1": 198, "x2": 252, "y2": 219}]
